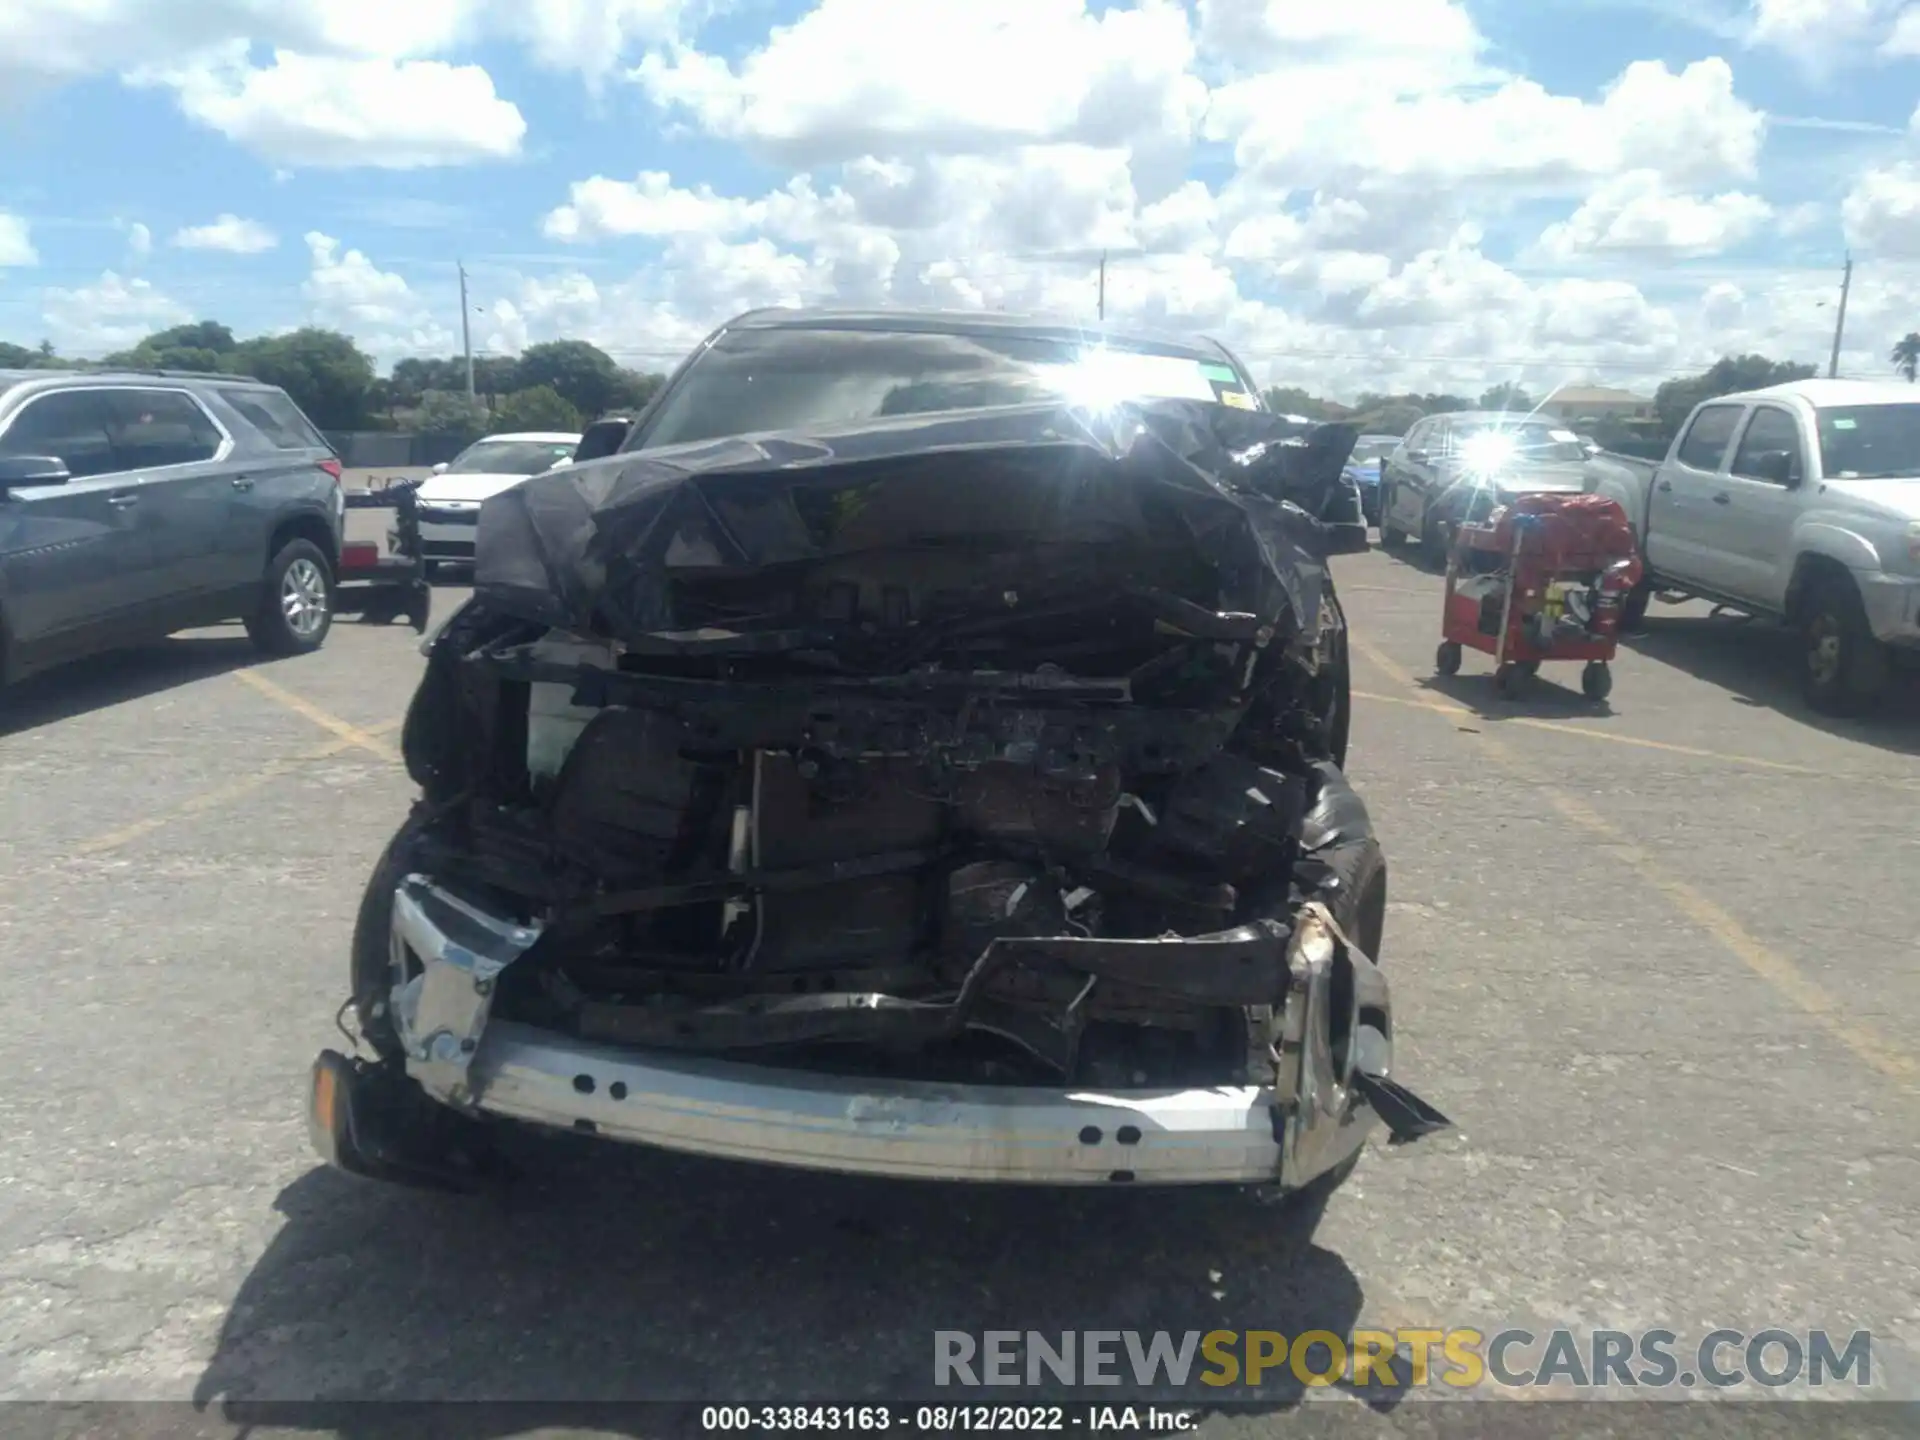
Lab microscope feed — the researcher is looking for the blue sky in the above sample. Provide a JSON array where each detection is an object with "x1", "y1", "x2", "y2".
[{"x1": 3, "y1": 0, "x2": 1919, "y2": 399}]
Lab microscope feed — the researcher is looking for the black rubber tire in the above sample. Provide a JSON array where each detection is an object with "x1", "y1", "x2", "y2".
[
  {"x1": 1422, "y1": 507, "x2": 1452, "y2": 565},
  {"x1": 1377, "y1": 487, "x2": 1407, "y2": 548},
  {"x1": 245, "y1": 539, "x2": 334, "y2": 656},
  {"x1": 1435, "y1": 641, "x2": 1462, "y2": 675},
  {"x1": 1801, "y1": 572, "x2": 1890, "y2": 716},
  {"x1": 1495, "y1": 662, "x2": 1529, "y2": 699},
  {"x1": 1619, "y1": 576, "x2": 1651, "y2": 633},
  {"x1": 1582, "y1": 661, "x2": 1612, "y2": 701},
  {"x1": 350, "y1": 809, "x2": 434, "y2": 1058}
]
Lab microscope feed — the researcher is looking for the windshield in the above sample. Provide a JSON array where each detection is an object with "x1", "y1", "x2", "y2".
[
  {"x1": 1815, "y1": 405, "x2": 1920, "y2": 480},
  {"x1": 1448, "y1": 419, "x2": 1586, "y2": 464},
  {"x1": 634, "y1": 327, "x2": 1259, "y2": 450},
  {"x1": 446, "y1": 439, "x2": 577, "y2": 475}
]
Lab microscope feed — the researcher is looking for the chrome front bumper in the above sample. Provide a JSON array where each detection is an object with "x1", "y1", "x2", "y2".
[{"x1": 366, "y1": 875, "x2": 1410, "y2": 1189}]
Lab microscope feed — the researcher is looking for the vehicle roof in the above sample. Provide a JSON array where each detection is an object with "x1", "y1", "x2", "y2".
[
  {"x1": 1434, "y1": 410, "x2": 1565, "y2": 426},
  {"x1": 1734, "y1": 378, "x2": 1920, "y2": 408},
  {"x1": 471, "y1": 431, "x2": 582, "y2": 443},
  {"x1": 721, "y1": 306, "x2": 1238, "y2": 363},
  {"x1": 0, "y1": 367, "x2": 277, "y2": 389}
]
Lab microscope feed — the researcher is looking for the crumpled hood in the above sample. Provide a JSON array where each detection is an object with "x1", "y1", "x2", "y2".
[
  {"x1": 472, "y1": 399, "x2": 1361, "y2": 648},
  {"x1": 417, "y1": 472, "x2": 538, "y2": 505}
]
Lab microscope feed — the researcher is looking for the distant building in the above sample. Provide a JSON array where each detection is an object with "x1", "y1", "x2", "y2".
[{"x1": 1537, "y1": 384, "x2": 1654, "y2": 424}]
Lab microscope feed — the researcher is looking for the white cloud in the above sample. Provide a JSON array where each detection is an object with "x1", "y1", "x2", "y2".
[
  {"x1": 1213, "y1": 58, "x2": 1764, "y2": 197},
  {"x1": 139, "y1": 48, "x2": 525, "y2": 169},
  {"x1": 173, "y1": 214, "x2": 280, "y2": 253},
  {"x1": 122, "y1": 221, "x2": 153, "y2": 260},
  {"x1": 1841, "y1": 162, "x2": 1920, "y2": 257},
  {"x1": 1536, "y1": 171, "x2": 1772, "y2": 260},
  {"x1": 1196, "y1": 0, "x2": 1486, "y2": 87},
  {"x1": 543, "y1": 172, "x2": 765, "y2": 241},
  {"x1": 632, "y1": 0, "x2": 1208, "y2": 166},
  {"x1": 1884, "y1": 5, "x2": 1920, "y2": 53},
  {"x1": 0, "y1": 0, "x2": 688, "y2": 88},
  {"x1": 40, "y1": 271, "x2": 192, "y2": 355},
  {"x1": 301, "y1": 232, "x2": 454, "y2": 360},
  {"x1": 1749, "y1": 0, "x2": 1899, "y2": 67},
  {"x1": 0, "y1": 213, "x2": 37, "y2": 267}
]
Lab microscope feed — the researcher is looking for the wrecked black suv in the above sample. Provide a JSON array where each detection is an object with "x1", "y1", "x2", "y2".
[{"x1": 310, "y1": 309, "x2": 1447, "y2": 1197}]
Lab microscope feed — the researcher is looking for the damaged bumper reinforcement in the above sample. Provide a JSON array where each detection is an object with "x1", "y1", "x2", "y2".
[{"x1": 350, "y1": 875, "x2": 1434, "y2": 1188}]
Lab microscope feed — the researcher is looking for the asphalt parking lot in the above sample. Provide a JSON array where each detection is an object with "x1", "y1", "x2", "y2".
[{"x1": 2, "y1": 520, "x2": 1917, "y2": 1427}]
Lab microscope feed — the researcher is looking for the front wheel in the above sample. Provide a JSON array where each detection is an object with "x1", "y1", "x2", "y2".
[
  {"x1": 1582, "y1": 661, "x2": 1613, "y2": 701},
  {"x1": 1802, "y1": 573, "x2": 1889, "y2": 716},
  {"x1": 246, "y1": 539, "x2": 333, "y2": 655},
  {"x1": 1378, "y1": 486, "x2": 1407, "y2": 548},
  {"x1": 1435, "y1": 640, "x2": 1462, "y2": 675}
]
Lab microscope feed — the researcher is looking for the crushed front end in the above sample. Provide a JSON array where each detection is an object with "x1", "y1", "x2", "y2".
[{"x1": 312, "y1": 399, "x2": 1448, "y2": 1191}]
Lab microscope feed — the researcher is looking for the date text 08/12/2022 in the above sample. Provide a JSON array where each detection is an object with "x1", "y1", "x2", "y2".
[{"x1": 702, "y1": 1406, "x2": 1196, "y2": 1432}]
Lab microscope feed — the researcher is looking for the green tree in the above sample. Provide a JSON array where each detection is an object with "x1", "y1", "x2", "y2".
[
  {"x1": 102, "y1": 320, "x2": 239, "y2": 374},
  {"x1": 1653, "y1": 354, "x2": 1818, "y2": 437},
  {"x1": 1892, "y1": 334, "x2": 1920, "y2": 383},
  {"x1": 0, "y1": 341, "x2": 41, "y2": 368},
  {"x1": 473, "y1": 355, "x2": 520, "y2": 409},
  {"x1": 1261, "y1": 385, "x2": 1330, "y2": 419},
  {"x1": 228, "y1": 328, "x2": 376, "y2": 430},
  {"x1": 414, "y1": 389, "x2": 489, "y2": 444},
  {"x1": 608, "y1": 368, "x2": 666, "y2": 413},
  {"x1": 1479, "y1": 382, "x2": 1534, "y2": 412},
  {"x1": 516, "y1": 339, "x2": 624, "y2": 418},
  {"x1": 389, "y1": 356, "x2": 466, "y2": 407},
  {"x1": 491, "y1": 384, "x2": 582, "y2": 433}
]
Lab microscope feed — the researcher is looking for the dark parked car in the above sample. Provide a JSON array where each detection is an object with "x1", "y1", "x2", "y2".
[
  {"x1": 1343, "y1": 434, "x2": 1399, "y2": 527},
  {"x1": 1378, "y1": 411, "x2": 1590, "y2": 562},
  {"x1": 0, "y1": 369, "x2": 344, "y2": 685},
  {"x1": 310, "y1": 309, "x2": 1447, "y2": 1202}
]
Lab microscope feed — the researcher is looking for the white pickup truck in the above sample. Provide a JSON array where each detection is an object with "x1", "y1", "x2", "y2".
[{"x1": 1584, "y1": 379, "x2": 1920, "y2": 714}]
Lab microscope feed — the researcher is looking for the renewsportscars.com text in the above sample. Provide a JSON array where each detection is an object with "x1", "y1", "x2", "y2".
[{"x1": 933, "y1": 1328, "x2": 1874, "y2": 1391}]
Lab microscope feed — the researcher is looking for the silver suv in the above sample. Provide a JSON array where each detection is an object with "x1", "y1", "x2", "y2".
[{"x1": 0, "y1": 368, "x2": 345, "y2": 686}]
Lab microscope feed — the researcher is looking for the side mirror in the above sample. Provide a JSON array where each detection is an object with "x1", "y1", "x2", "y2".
[
  {"x1": 430, "y1": 462, "x2": 449, "y2": 475},
  {"x1": 573, "y1": 417, "x2": 632, "y2": 464},
  {"x1": 0, "y1": 454, "x2": 72, "y2": 491},
  {"x1": 1753, "y1": 449, "x2": 1798, "y2": 487}
]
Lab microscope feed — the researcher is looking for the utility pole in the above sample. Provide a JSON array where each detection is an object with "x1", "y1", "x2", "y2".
[
  {"x1": 458, "y1": 261, "x2": 476, "y2": 402},
  {"x1": 1097, "y1": 251, "x2": 1106, "y2": 323},
  {"x1": 1828, "y1": 252, "x2": 1852, "y2": 380}
]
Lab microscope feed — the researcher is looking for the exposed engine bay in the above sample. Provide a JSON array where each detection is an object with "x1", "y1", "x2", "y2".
[{"x1": 363, "y1": 399, "x2": 1438, "y2": 1128}]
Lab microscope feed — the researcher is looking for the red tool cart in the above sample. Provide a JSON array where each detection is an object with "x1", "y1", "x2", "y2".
[{"x1": 1435, "y1": 492, "x2": 1642, "y2": 701}]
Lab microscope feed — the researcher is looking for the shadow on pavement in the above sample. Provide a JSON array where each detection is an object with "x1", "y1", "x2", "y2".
[
  {"x1": 1623, "y1": 612, "x2": 1920, "y2": 758},
  {"x1": 194, "y1": 1131, "x2": 1399, "y2": 1429},
  {"x1": 1416, "y1": 667, "x2": 1617, "y2": 723},
  {"x1": 0, "y1": 633, "x2": 260, "y2": 737}
]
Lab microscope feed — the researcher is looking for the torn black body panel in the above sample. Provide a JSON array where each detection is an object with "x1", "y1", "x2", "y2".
[{"x1": 390, "y1": 398, "x2": 1385, "y2": 1090}]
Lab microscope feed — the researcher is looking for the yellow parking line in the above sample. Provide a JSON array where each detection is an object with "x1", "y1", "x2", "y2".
[
  {"x1": 1350, "y1": 634, "x2": 1917, "y2": 1085},
  {"x1": 69, "y1": 720, "x2": 402, "y2": 859},
  {"x1": 233, "y1": 668, "x2": 399, "y2": 761},
  {"x1": 1350, "y1": 688, "x2": 1841, "y2": 780}
]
